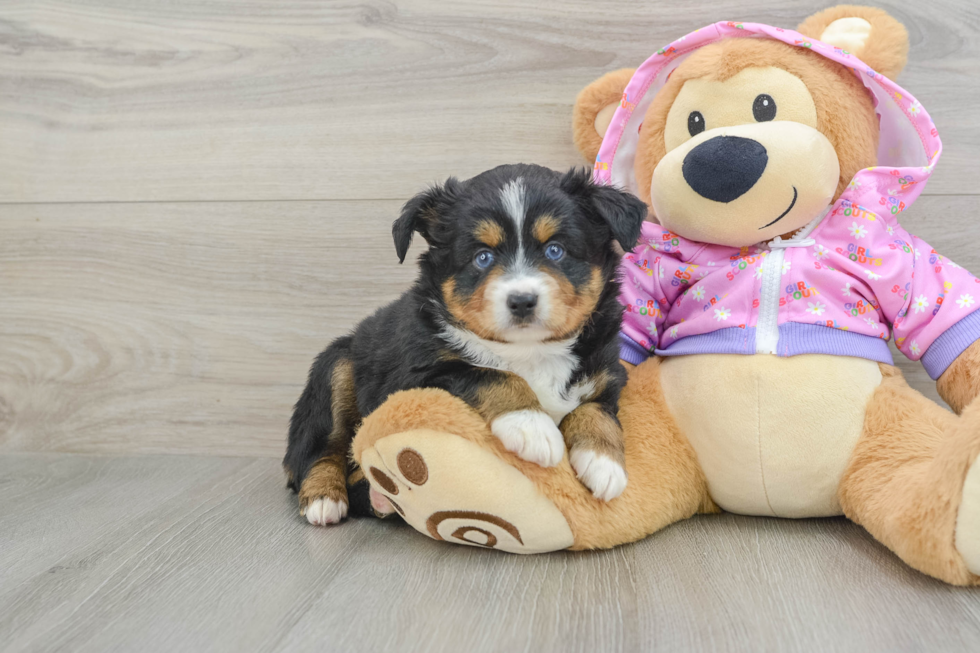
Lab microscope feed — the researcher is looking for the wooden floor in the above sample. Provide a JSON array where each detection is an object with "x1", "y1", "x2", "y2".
[
  {"x1": 3, "y1": 452, "x2": 980, "y2": 653},
  {"x1": 2, "y1": 0, "x2": 980, "y2": 650}
]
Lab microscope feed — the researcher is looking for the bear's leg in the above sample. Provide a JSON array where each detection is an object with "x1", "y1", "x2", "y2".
[
  {"x1": 352, "y1": 357, "x2": 715, "y2": 552},
  {"x1": 568, "y1": 356, "x2": 717, "y2": 549},
  {"x1": 838, "y1": 364, "x2": 980, "y2": 585}
]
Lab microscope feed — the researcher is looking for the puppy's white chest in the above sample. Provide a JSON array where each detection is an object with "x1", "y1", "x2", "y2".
[
  {"x1": 503, "y1": 351, "x2": 592, "y2": 424},
  {"x1": 441, "y1": 326, "x2": 590, "y2": 423}
]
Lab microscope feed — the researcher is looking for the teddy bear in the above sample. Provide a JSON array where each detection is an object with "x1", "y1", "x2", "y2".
[{"x1": 345, "y1": 5, "x2": 980, "y2": 586}]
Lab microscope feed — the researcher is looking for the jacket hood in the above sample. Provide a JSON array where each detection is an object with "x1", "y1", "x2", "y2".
[{"x1": 594, "y1": 21, "x2": 941, "y2": 225}]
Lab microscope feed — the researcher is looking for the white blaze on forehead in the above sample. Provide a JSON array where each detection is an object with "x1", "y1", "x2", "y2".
[
  {"x1": 499, "y1": 177, "x2": 527, "y2": 244},
  {"x1": 500, "y1": 176, "x2": 531, "y2": 273}
]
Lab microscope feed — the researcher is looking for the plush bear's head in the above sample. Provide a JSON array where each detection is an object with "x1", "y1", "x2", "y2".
[{"x1": 573, "y1": 5, "x2": 910, "y2": 247}]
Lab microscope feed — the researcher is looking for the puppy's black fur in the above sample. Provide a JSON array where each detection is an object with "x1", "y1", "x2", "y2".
[{"x1": 284, "y1": 164, "x2": 647, "y2": 520}]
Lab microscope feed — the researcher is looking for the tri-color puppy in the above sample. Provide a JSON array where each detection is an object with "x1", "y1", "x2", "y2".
[{"x1": 284, "y1": 164, "x2": 647, "y2": 525}]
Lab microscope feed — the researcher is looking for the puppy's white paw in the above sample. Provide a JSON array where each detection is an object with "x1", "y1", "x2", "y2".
[
  {"x1": 570, "y1": 449, "x2": 627, "y2": 501},
  {"x1": 303, "y1": 497, "x2": 348, "y2": 526},
  {"x1": 491, "y1": 410, "x2": 565, "y2": 467}
]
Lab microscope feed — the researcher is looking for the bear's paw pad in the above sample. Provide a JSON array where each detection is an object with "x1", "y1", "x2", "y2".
[{"x1": 358, "y1": 428, "x2": 574, "y2": 553}]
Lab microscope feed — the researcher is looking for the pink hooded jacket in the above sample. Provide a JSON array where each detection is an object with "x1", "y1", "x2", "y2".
[{"x1": 601, "y1": 22, "x2": 980, "y2": 379}]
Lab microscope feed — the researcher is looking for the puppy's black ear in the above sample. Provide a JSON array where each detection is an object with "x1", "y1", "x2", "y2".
[
  {"x1": 590, "y1": 184, "x2": 648, "y2": 251},
  {"x1": 561, "y1": 168, "x2": 648, "y2": 251},
  {"x1": 392, "y1": 178, "x2": 460, "y2": 263}
]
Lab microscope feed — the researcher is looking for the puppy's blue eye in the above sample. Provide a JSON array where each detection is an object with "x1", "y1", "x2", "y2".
[
  {"x1": 474, "y1": 250, "x2": 495, "y2": 269},
  {"x1": 544, "y1": 242, "x2": 565, "y2": 261}
]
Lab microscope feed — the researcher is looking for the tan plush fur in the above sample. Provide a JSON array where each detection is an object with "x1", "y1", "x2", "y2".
[
  {"x1": 796, "y1": 5, "x2": 909, "y2": 79},
  {"x1": 354, "y1": 359, "x2": 715, "y2": 550},
  {"x1": 632, "y1": 39, "x2": 879, "y2": 205},
  {"x1": 572, "y1": 68, "x2": 635, "y2": 164},
  {"x1": 938, "y1": 339, "x2": 980, "y2": 414},
  {"x1": 840, "y1": 364, "x2": 980, "y2": 585}
]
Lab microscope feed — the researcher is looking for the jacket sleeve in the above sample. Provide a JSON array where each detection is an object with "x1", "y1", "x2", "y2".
[
  {"x1": 872, "y1": 224, "x2": 980, "y2": 379},
  {"x1": 619, "y1": 223, "x2": 704, "y2": 364}
]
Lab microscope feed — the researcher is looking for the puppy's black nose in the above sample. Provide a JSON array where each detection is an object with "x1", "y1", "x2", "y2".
[
  {"x1": 507, "y1": 293, "x2": 538, "y2": 319},
  {"x1": 682, "y1": 136, "x2": 768, "y2": 203}
]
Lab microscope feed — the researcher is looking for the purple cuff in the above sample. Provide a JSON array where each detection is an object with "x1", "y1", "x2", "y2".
[
  {"x1": 921, "y1": 308, "x2": 980, "y2": 380},
  {"x1": 620, "y1": 333, "x2": 651, "y2": 364}
]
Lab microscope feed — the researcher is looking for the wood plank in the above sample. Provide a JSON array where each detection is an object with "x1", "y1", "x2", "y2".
[
  {"x1": 2, "y1": 196, "x2": 978, "y2": 455},
  {"x1": 2, "y1": 453, "x2": 979, "y2": 653},
  {"x1": 0, "y1": 453, "x2": 390, "y2": 652},
  {"x1": 0, "y1": 199, "x2": 414, "y2": 456},
  {"x1": 1, "y1": 0, "x2": 977, "y2": 203},
  {"x1": 633, "y1": 515, "x2": 980, "y2": 652}
]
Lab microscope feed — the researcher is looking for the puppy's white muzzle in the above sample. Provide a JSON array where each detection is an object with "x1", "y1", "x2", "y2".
[{"x1": 488, "y1": 271, "x2": 553, "y2": 341}]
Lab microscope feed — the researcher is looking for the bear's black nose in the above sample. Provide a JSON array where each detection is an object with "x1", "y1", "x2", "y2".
[{"x1": 682, "y1": 136, "x2": 768, "y2": 203}]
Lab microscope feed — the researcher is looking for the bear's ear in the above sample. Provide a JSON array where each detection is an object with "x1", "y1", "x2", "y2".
[
  {"x1": 797, "y1": 5, "x2": 909, "y2": 79},
  {"x1": 572, "y1": 68, "x2": 635, "y2": 164}
]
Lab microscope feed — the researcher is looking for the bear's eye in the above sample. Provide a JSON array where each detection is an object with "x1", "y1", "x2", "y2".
[
  {"x1": 753, "y1": 94, "x2": 777, "y2": 122},
  {"x1": 687, "y1": 111, "x2": 705, "y2": 137}
]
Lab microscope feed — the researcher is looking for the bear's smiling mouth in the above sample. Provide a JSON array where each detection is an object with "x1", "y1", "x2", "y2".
[{"x1": 759, "y1": 186, "x2": 798, "y2": 229}]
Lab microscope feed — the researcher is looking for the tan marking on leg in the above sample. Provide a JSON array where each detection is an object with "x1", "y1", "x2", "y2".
[
  {"x1": 330, "y1": 360, "x2": 360, "y2": 436},
  {"x1": 474, "y1": 220, "x2": 505, "y2": 248},
  {"x1": 347, "y1": 467, "x2": 365, "y2": 485},
  {"x1": 475, "y1": 373, "x2": 540, "y2": 422},
  {"x1": 298, "y1": 452, "x2": 348, "y2": 512},
  {"x1": 297, "y1": 359, "x2": 359, "y2": 512},
  {"x1": 583, "y1": 369, "x2": 612, "y2": 402},
  {"x1": 532, "y1": 215, "x2": 560, "y2": 243},
  {"x1": 560, "y1": 402, "x2": 625, "y2": 464}
]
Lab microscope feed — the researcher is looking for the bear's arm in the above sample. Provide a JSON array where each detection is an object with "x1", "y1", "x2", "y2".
[{"x1": 937, "y1": 339, "x2": 980, "y2": 414}]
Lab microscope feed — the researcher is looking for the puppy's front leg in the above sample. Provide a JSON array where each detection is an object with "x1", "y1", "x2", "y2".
[
  {"x1": 561, "y1": 402, "x2": 627, "y2": 501},
  {"x1": 478, "y1": 372, "x2": 567, "y2": 467},
  {"x1": 434, "y1": 368, "x2": 564, "y2": 467}
]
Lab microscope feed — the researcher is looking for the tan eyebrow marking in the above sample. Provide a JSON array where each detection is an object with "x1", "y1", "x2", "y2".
[
  {"x1": 474, "y1": 220, "x2": 505, "y2": 248},
  {"x1": 533, "y1": 215, "x2": 560, "y2": 243}
]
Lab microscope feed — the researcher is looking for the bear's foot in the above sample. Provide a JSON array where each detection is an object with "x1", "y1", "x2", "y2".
[
  {"x1": 358, "y1": 428, "x2": 574, "y2": 553},
  {"x1": 957, "y1": 455, "x2": 980, "y2": 574},
  {"x1": 953, "y1": 397, "x2": 980, "y2": 576},
  {"x1": 956, "y1": 426, "x2": 980, "y2": 575}
]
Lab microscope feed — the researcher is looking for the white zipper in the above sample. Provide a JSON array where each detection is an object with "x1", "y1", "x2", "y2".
[{"x1": 754, "y1": 208, "x2": 831, "y2": 355}]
